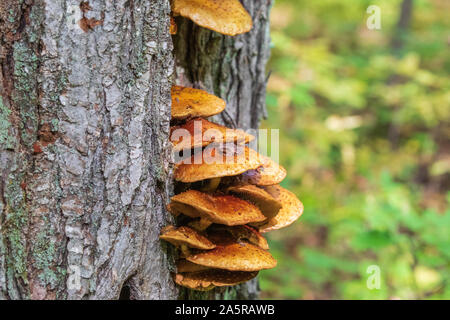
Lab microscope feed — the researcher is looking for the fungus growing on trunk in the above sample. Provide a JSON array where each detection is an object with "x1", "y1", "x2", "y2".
[
  {"x1": 159, "y1": 225, "x2": 216, "y2": 256},
  {"x1": 186, "y1": 242, "x2": 277, "y2": 272},
  {"x1": 239, "y1": 154, "x2": 287, "y2": 186},
  {"x1": 170, "y1": 118, "x2": 254, "y2": 152},
  {"x1": 171, "y1": 86, "x2": 226, "y2": 120},
  {"x1": 174, "y1": 270, "x2": 258, "y2": 291},
  {"x1": 172, "y1": 0, "x2": 253, "y2": 36},
  {"x1": 174, "y1": 146, "x2": 262, "y2": 183},
  {"x1": 169, "y1": 190, "x2": 266, "y2": 230},
  {"x1": 257, "y1": 185, "x2": 304, "y2": 233},
  {"x1": 226, "y1": 184, "x2": 282, "y2": 219}
]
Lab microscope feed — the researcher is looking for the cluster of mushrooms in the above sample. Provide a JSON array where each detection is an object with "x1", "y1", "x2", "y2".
[{"x1": 160, "y1": 0, "x2": 304, "y2": 291}]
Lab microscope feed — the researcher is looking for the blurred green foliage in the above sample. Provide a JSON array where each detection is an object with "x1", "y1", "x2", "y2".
[{"x1": 260, "y1": 0, "x2": 449, "y2": 299}]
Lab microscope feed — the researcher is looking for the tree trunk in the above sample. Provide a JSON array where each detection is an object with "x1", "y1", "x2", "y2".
[{"x1": 0, "y1": 0, "x2": 271, "y2": 300}]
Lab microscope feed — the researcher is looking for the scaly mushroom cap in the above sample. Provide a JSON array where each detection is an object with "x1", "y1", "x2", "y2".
[
  {"x1": 159, "y1": 225, "x2": 216, "y2": 250},
  {"x1": 240, "y1": 155, "x2": 287, "y2": 186},
  {"x1": 170, "y1": 190, "x2": 266, "y2": 226},
  {"x1": 187, "y1": 242, "x2": 277, "y2": 271},
  {"x1": 174, "y1": 270, "x2": 258, "y2": 291},
  {"x1": 174, "y1": 145, "x2": 262, "y2": 183},
  {"x1": 171, "y1": 85, "x2": 226, "y2": 120},
  {"x1": 170, "y1": 118, "x2": 254, "y2": 152},
  {"x1": 227, "y1": 184, "x2": 282, "y2": 219},
  {"x1": 257, "y1": 185, "x2": 304, "y2": 233},
  {"x1": 172, "y1": 0, "x2": 253, "y2": 36},
  {"x1": 208, "y1": 225, "x2": 269, "y2": 250}
]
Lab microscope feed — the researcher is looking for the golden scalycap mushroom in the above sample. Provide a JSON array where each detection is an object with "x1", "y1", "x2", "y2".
[
  {"x1": 174, "y1": 145, "x2": 262, "y2": 183},
  {"x1": 159, "y1": 225, "x2": 216, "y2": 250},
  {"x1": 227, "y1": 184, "x2": 282, "y2": 219},
  {"x1": 172, "y1": 0, "x2": 253, "y2": 36},
  {"x1": 208, "y1": 225, "x2": 269, "y2": 250},
  {"x1": 257, "y1": 185, "x2": 304, "y2": 233},
  {"x1": 174, "y1": 270, "x2": 258, "y2": 291},
  {"x1": 187, "y1": 242, "x2": 277, "y2": 272},
  {"x1": 170, "y1": 190, "x2": 266, "y2": 226},
  {"x1": 240, "y1": 154, "x2": 287, "y2": 186},
  {"x1": 170, "y1": 118, "x2": 254, "y2": 152},
  {"x1": 171, "y1": 86, "x2": 225, "y2": 120}
]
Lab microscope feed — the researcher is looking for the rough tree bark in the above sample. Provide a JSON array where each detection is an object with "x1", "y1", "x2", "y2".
[{"x1": 0, "y1": 0, "x2": 271, "y2": 300}]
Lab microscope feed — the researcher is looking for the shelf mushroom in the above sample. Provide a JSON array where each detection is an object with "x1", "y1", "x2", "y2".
[
  {"x1": 174, "y1": 270, "x2": 258, "y2": 291},
  {"x1": 171, "y1": 85, "x2": 226, "y2": 120},
  {"x1": 159, "y1": 225, "x2": 216, "y2": 256},
  {"x1": 168, "y1": 190, "x2": 266, "y2": 230},
  {"x1": 170, "y1": 118, "x2": 254, "y2": 152},
  {"x1": 172, "y1": 0, "x2": 253, "y2": 36},
  {"x1": 226, "y1": 184, "x2": 282, "y2": 219},
  {"x1": 186, "y1": 242, "x2": 277, "y2": 272},
  {"x1": 257, "y1": 185, "x2": 304, "y2": 233},
  {"x1": 174, "y1": 145, "x2": 263, "y2": 192},
  {"x1": 239, "y1": 154, "x2": 287, "y2": 186}
]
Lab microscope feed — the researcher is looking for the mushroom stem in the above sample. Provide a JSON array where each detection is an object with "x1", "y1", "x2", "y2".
[
  {"x1": 201, "y1": 177, "x2": 221, "y2": 192},
  {"x1": 180, "y1": 244, "x2": 191, "y2": 258},
  {"x1": 188, "y1": 218, "x2": 213, "y2": 231}
]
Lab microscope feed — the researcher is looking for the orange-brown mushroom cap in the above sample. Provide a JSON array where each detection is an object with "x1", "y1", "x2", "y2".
[
  {"x1": 240, "y1": 154, "x2": 287, "y2": 186},
  {"x1": 170, "y1": 190, "x2": 266, "y2": 226},
  {"x1": 174, "y1": 145, "x2": 262, "y2": 183},
  {"x1": 172, "y1": 0, "x2": 253, "y2": 36},
  {"x1": 257, "y1": 185, "x2": 304, "y2": 233},
  {"x1": 159, "y1": 225, "x2": 216, "y2": 250},
  {"x1": 171, "y1": 86, "x2": 225, "y2": 120},
  {"x1": 227, "y1": 184, "x2": 282, "y2": 219},
  {"x1": 187, "y1": 242, "x2": 277, "y2": 272},
  {"x1": 170, "y1": 118, "x2": 254, "y2": 152},
  {"x1": 174, "y1": 270, "x2": 258, "y2": 291}
]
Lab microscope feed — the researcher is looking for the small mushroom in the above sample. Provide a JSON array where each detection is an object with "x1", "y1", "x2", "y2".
[
  {"x1": 208, "y1": 225, "x2": 269, "y2": 250},
  {"x1": 174, "y1": 145, "x2": 262, "y2": 183},
  {"x1": 257, "y1": 185, "x2": 304, "y2": 233},
  {"x1": 174, "y1": 270, "x2": 258, "y2": 291},
  {"x1": 170, "y1": 118, "x2": 254, "y2": 153},
  {"x1": 172, "y1": 0, "x2": 253, "y2": 36},
  {"x1": 169, "y1": 190, "x2": 267, "y2": 230},
  {"x1": 226, "y1": 184, "x2": 282, "y2": 219},
  {"x1": 187, "y1": 242, "x2": 277, "y2": 272},
  {"x1": 171, "y1": 85, "x2": 226, "y2": 120},
  {"x1": 170, "y1": 16, "x2": 178, "y2": 34},
  {"x1": 159, "y1": 225, "x2": 216, "y2": 256}
]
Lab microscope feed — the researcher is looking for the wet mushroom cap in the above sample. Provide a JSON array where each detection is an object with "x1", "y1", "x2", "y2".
[
  {"x1": 170, "y1": 118, "x2": 254, "y2": 152},
  {"x1": 159, "y1": 225, "x2": 216, "y2": 250},
  {"x1": 187, "y1": 242, "x2": 277, "y2": 271},
  {"x1": 227, "y1": 184, "x2": 282, "y2": 219},
  {"x1": 257, "y1": 185, "x2": 304, "y2": 233},
  {"x1": 172, "y1": 0, "x2": 253, "y2": 36},
  {"x1": 170, "y1": 190, "x2": 267, "y2": 226},
  {"x1": 174, "y1": 145, "x2": 262, "y2": 183},
  {"x1": 171, "y1": 85, "x2": 226, "y2": 120},
  {"x1": 208, "y1": 225, "x2": 269, "y2": 250},
  {"x1": 174, "y1": 270, "x2": 258, "y2": 291},
  {"x1": 240, "y1": 154, "x2": 287, "y2": 186}
]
